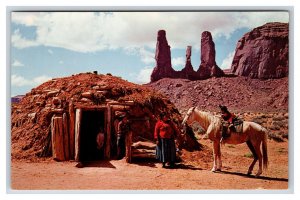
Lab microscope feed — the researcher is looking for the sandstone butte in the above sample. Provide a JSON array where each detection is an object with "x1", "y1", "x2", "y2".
[
  {"x1": 231, "y1": 22, "x2": 289, "y2": 79},
  {"x1": 150, "y1": 22, "x2": 288, "y2": 82}
]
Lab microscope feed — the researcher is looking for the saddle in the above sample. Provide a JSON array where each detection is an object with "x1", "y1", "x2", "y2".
[
  {"x1": 229, "y1": 118, "x2": 243, "y2": 133},
  {"x1": 221, "y1": 118, "x2": 243, "y2": 142}
]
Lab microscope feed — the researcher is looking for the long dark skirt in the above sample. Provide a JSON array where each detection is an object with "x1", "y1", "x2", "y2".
[{"x1": 156, "y1": 138, "x2": 176, "y2": 163}]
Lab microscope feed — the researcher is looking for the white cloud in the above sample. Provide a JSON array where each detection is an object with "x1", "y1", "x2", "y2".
[
  {"x1": 172, "y1": 57, "x2": 185, "y2": 69},
  {"x1": 220, "y1": 51, "x2": 235, "y2": 69},
  {"x1": 11, "y1": 74, "x2": 32, "y2": 86},
  {"x1": 11, "y1": 12, "x2": 289, "y2": 52},
  {"x1": 59, "y1": 60, "x2": 64, "y2": 64},
  {"x1": 11, "y1": 12, "x2": 41, "y2": 26},
  {"x1": 33, "y1": 75, "x2": 52, "y2": 85},
  {"x1": 11, "y1": 74, "x2": 52, "y2": 87},
  {"x1": 124, "y1": 47, "x2": 155, "y2": 64},
  {"x1": 139, "y1": 48, "x2": 155, "y2": 64},
  {"x1": 11, "y1": 29, "x2": 39, "y2": 49},
  {"x1": 12, "y1": 59, "x2": 24, "y2": 67},
  {"x1": 136, "y1": 66, "x2": 153, "y2": 84}
]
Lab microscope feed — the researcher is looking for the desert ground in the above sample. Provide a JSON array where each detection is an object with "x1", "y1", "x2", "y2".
[{"x1": 10, "y1": 138, "x2": 288, "y2": 191}]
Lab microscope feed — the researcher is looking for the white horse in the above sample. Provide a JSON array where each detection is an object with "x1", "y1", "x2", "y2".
[{"x1": 182, "y1": 107, "x2": 269, "y2": 177}]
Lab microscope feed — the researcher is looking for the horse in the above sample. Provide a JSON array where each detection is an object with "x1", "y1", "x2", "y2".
[{"x1": 182, "y1": 107, "x2": 269, "y2": 177}]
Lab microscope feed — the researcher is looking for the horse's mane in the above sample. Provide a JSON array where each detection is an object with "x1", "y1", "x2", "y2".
[
  {"x1": 193, "y1": 108, "x2": 215, "y2": 120},
  {"x1": 193, "y1": 107, "x2": 222, "y2": 131}
]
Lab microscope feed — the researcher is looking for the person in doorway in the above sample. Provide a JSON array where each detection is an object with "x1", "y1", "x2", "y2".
[
  {"x1": 154, "y1": 112, "x2": 177, "y2": 168},
  {"x1": 116, "y1": 114, "x2": 130, "y2": 159},
  {"x1": 96, "y1": 127, "x2": 105, "y2": 150}
]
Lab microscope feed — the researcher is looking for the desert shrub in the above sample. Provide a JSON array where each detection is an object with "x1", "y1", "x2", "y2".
[
  {"x1": 268, "y1": 131, "x2": 284, "y2": 142},
  {"x1": 252, "y1": 116, "x2": 268, "y2": 124},
  {"x1": 275, "y1": 130, "x2": 288, "y2": 139},
  {"x1": 269, "y1": 124, "x2": 281, "y2": 130},
  {"x1": 244, "y1": 152, "x2": 253, "y2": 158},
  {"x1": 277, "y1": 147, "x2": 287, "y2": 153},
  {"x1": 272, "y1": 120, "x2": 287, "y2": 127},
  {"x1": 273, "y1": 116, "x2": 286, "y2": 121}
]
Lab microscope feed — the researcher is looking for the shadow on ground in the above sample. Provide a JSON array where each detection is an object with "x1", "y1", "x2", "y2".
[
  {"x1": 218, "y1": 170, "x2": 288, "y2": 182},
  {"x1": 76, "y1": 161, "x2": 116, "y2": 168}
]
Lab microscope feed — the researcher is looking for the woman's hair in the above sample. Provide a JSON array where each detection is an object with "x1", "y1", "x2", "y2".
[{"x1": 159, "y1": 112, "x2": 167, "y2": 119}]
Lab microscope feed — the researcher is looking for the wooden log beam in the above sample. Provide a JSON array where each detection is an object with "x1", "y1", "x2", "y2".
[
  {"x1": 110, "y1": 105, "x2": 131, "y2": 111},
  {"x1": 132, "y1": 149, "x2": 156, "y2": 154},
  {"x1": 132, "y1": 153, "x2": 156, "y2": 159},
  {"x1": 75, "y1": 109, "x2": 82, "y2": 162},
  {"x1": 63, "y1": 113, "x2": 70, "y2": 160},
  {"x1": 125, "y1": 131, "x2": 133, "y2": 163},
  {"x1": 104, "y1": 105, "x2": 111, "y2": 159},
  {"x1": 107, "y1": 101, "x2": 135, "y2": 106},
  {"x1": 51, "y1": 115, "x2": 65, "y2": 161},
  {"x1": 68, "y1": 101, "x2": 75, "y2": 159},
  {"x1": 73, "y1": 104, "x2": 106, "y2": 110}
]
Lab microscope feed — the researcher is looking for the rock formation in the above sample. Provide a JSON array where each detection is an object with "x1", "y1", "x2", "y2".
[
  {"x1": 180, "y1": 46, "x2": 199, "y2": 80},
  {"x1": 198, "y1": 31, "x2": 224, "y2": 78},
  {"x1": 150, "y1": 30, "x2": 175, "y2": 82},
  {"x1": 151, "y1": 30, "x2": 223, "y2": 82},
  {"x1": 231, "y1": 22, "x2": 289, "y2": 79}
]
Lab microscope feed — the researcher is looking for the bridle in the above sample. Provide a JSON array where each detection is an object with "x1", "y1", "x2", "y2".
[
  {"x1": 180, "y1": 107, "x2": 196, "y2": 146},
  {"x1": 182, "y1": 107, "x2": 195, "y2": 126}
]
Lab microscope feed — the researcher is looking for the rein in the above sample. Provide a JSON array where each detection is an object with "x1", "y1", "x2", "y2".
[{"x1": 182, "y1": 107, "x2": 195, "y2": 126}]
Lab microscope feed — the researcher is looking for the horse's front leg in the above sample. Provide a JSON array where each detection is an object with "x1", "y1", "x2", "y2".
[
  {"x1": 211, "y1": 141, "x2": 222, "y2": 172},
  {"x1": 216, "y1": 141, "x2": 222, "y2": 170}
]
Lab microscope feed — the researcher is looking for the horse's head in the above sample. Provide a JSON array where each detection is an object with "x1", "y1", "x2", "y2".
[{"x1": 182, "y1": 107, "x2": 196, "y2": 127}]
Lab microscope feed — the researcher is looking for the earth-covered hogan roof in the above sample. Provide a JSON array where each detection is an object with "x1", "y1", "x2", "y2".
[{"x1": 11, "y1": 72, "x2": 199, "y2": 161}]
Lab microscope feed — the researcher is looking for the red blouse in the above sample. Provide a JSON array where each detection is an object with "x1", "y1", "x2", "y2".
[
  {"x1": 154, "y1": 120, "x2": 176, "y2": 139},
  {"x1": 222, "y1": 112, "x2": 236, "y2": 123}
]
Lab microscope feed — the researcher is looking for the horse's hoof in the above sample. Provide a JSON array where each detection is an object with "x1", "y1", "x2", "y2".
[{"x1": 255, "y1": 172, "x2": 262, "y2": 177}]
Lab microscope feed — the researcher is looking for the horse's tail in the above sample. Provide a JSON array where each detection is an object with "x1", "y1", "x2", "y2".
[{"x1": 262, "y1": 128, "x2": 269, "y2": 170}]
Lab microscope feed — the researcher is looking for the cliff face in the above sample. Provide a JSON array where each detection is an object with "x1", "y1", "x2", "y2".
[
  {"x1": 231, "y1": 22, "x2": 289, "y2": 79},
  {"x1": 150, "y1": 30, "x2": 223, "y2": 82}
]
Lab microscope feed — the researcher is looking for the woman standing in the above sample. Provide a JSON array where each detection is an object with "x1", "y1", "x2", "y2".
[{"x1": 154, "y1": 112, "x2": 177, "y2": 168}]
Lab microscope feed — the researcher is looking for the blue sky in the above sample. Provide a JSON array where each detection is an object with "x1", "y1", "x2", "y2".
[{"x1": 10, "y1": 11, "x2": 289, "y2": 96}]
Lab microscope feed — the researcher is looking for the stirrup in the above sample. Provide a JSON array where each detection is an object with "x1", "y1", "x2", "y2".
[{"x1": 220, "y1": 137, "x2": 225, "y2": 144}]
